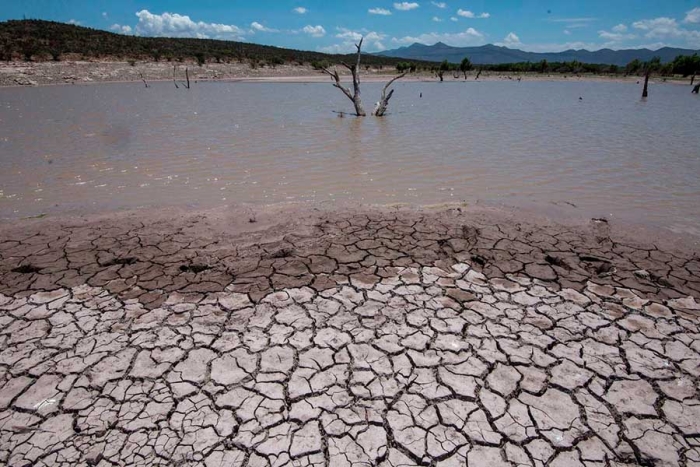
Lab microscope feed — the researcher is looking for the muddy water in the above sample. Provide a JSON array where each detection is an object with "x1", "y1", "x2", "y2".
[{"x1": 1, "y1": 80, "x2": 699, "y2": 234}]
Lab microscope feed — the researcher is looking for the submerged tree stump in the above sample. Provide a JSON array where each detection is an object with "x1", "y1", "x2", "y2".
[{"x1": 642, "y1": 70, "x2": 650, "y2": 98}]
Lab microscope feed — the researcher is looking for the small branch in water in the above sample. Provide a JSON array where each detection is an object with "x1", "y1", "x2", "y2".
[
  {"x1": 642, "y1": 69, "x2": 650, "y2": 98},
  {"x1": 475, "y1": 69, "x2": 482, "y2": 81},
  {"x1": 173, "y1": 65, "x2": 179, "y2": 89},
  {"x1": 139, "y1": 73, "x2": 149, "y2": 88},
  {"x1": 185, "y1": 67, "x2": 190, "y2": 89}
]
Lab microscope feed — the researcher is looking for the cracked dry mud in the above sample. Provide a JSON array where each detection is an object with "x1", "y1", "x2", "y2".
[{"x1": 1, "y1": 207, "x2": 700, "y2": 466}]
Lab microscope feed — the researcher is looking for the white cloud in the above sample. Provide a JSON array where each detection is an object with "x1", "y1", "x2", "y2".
[
  {"x1": 450, "y1": 16, "x2": 458, "y2": 22},
  {"x1": 598, "y1": 28, "x2": 637, "y2": 42},
  {"x1": 250, "y1": 22, "x2": 278, "y2": 33},
  {"x1": 369, "y1": 8, "x2": 392, "y2": 15},
  {"x1": 633, "y1": 17, "x2": 679, "y2": 37},
  {"x1": 133, "y1": 10, "x2": 245, "y2": 39},
  {"x1": 431, "y1": 1, "x2": 447, "y2": 8},
  {"x1": 336, "y1": 29, "x2": 386, "y2": 42},
  {"x1": 456, "y1": 9, "x2": 489, "y2": 19},
  {"x1": 102, "y1": 12, "x2": 108, "y2": 19},
  {"x1": 497, "y1": 32, "x2": 521, "y2": 47},
  {"x1": 563, "y1": 29, "x2": 571, "y2": 35},
  {"x1": 684, "y1": 7, "x2": 700, "y2": 24},
  {"x1": 302, "y1": 25, "x2": 326, "y2": 37},
  {"x1": 110, "y1": 24, "x2": 133, "y2": 34},
  {"x1": 612, "y1": 23, "x2": 628, "y2": 33},
  {"x1": 68, "y1": 19, "x2": 81, "y2": 25},
  {"x1": 631, "y1": 17, "x2": 700, "y2": 46},
  {"x1": 432, "y1": 16, "x2": 443, "y2": 22},
  {"x1": 391, "y1": 27, "x2": 484, "y2": 46},
  {"x1": 320, "y1": 28, "x2": 387, "y2": 53},
  {"x1": 293, "y1": 7, "x2": 307, "y2": 14},
  {"x1": 394, "y1": 2, "x2": 420, "y2": 11}
]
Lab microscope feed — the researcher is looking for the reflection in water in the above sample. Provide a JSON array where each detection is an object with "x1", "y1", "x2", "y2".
[{"x1": 0, "y1": 80, "x2": 699, "y2": 234}]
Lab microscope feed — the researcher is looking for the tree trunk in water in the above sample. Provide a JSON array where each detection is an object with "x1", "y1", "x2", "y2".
[
  {"x1": 438, "y1": 71, "x2": 444, "y2": 82},
  {"x1": 463, "y1": 71, "x2": 468, "y2": 80},
  {"x1": 475, "y1": 69, "x2": 482, "y2": 81},
  {"x1": 321, "y1": 38, "x2": 366, "y2": 116},
  {"x1": 642, "y1": 70, "x2": 650, "y2": 98},
  {"x1": 173, "y1": 65, "x2": 179, "y2": 89},
  {"x1": 692, "y1": 84, "x2": 700, "y2": 94},
  {"x1": 691, "y1": 73, "x2": 696, "y2": 86},
  {"x1": 373, "y1": 72, "x2": 407, "y2": 117},
  {"x1": 185, "y1": 67, "x2": 190, "y2": 89}
]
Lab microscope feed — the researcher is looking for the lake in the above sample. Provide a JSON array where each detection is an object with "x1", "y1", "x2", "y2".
[{"x1": 1, "y1": 79, "x2": 699, "y2": 234}]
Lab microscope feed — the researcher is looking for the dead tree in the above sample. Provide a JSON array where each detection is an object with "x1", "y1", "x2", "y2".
[
  {"x1": 691, "y1": 73, "x2": 696, "y2": 87},
  {"x1": 321, "y1": 38, "x2": 366, "y2": 116},
  {"x1": 642, "y1": 69, "x2": 650, "y2": 98},
  {"x1": 475, "y1": 69, "x2": 482, "y2": 81},
  {"x1": 373, "y1": 72, "x2": 407, "y2": 116},
  {"x1": 321, "y1": 37, "x2": 406, "y2": 117},
  {"x1": 185, "y1": 67, "x2": 191, "y2": 89},
  {"x1": 139, "y1": 73, "x2": 149, "y2": 88}
]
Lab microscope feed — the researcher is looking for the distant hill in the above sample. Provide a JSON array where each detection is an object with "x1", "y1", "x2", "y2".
[
  {"x1": 0, "y1": 19, "x2": 429, "y2": 67},
  {"x1": 377, "y1": 42, "x2": 700, "y2": 66}
]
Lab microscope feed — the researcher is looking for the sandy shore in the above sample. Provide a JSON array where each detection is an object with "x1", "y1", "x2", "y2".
[
  {"x1": 0, "y1": 59, "x2": 686, "y2": 87},
  {"x1": 1, "y1": 204, "x2": 700, "y2": 465}
]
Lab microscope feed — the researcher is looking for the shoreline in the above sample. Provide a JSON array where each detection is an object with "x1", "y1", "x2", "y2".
[
  {"x1": 2, "y1": 202, "x2": 698, "y2": 289},
  {"x1": 1, "y1": 59, "x2": 692, "y2": 88},
  {"x1": 4, "y1": 198, "x2": 700, "y2": 250}
]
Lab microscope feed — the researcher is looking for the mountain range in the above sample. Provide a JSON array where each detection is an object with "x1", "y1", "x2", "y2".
[{"x1": 376, "y1": 42, "x2": 700, "y2": 66}]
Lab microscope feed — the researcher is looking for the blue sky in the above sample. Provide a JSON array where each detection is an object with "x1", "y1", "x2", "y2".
[{"x1": 2, "y1": 1, "x2": 700, "y2": 52}]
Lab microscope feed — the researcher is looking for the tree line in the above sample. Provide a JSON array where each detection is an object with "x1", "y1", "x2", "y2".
[{"x1": 393, "y1": 54, "x2": 700, "y2": 78}]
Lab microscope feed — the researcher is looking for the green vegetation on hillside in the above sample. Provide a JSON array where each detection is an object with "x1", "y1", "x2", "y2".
[{"x1": 0, "y1": 19, "x2": 431, "y2": 68}]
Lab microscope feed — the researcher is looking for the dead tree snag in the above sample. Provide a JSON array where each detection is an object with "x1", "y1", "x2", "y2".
[
  {"x1": 322, "y1": 37, "x2": 407, "y2": 117},
  {"x1": 642, "y1": 69, "x2": 650, "y2": 98},
  {"x1": 373, "y1": 72, "x2": 407, "y2": 117},
  {"x1": 322, "y1": 38, "x2": 366, "y2": 116}
]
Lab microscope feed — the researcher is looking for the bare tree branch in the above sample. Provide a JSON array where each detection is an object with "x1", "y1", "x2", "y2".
[
  {"x1": 373, "y1": 72, "x2": 407, "y2": 116},
  {"x1": 355, "y1": 38, "x2": 363, "y2": 72},
  {"x1": 320, "y1": 37, "x2": 366, "y2": 116},
  {"x1": 321, "y1": 67, "x2": 354, "y2": 102}
]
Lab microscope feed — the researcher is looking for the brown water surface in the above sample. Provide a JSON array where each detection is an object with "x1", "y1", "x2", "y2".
[{"x1": 1, "y1": 80, "x2": 698, "y2": 234}]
